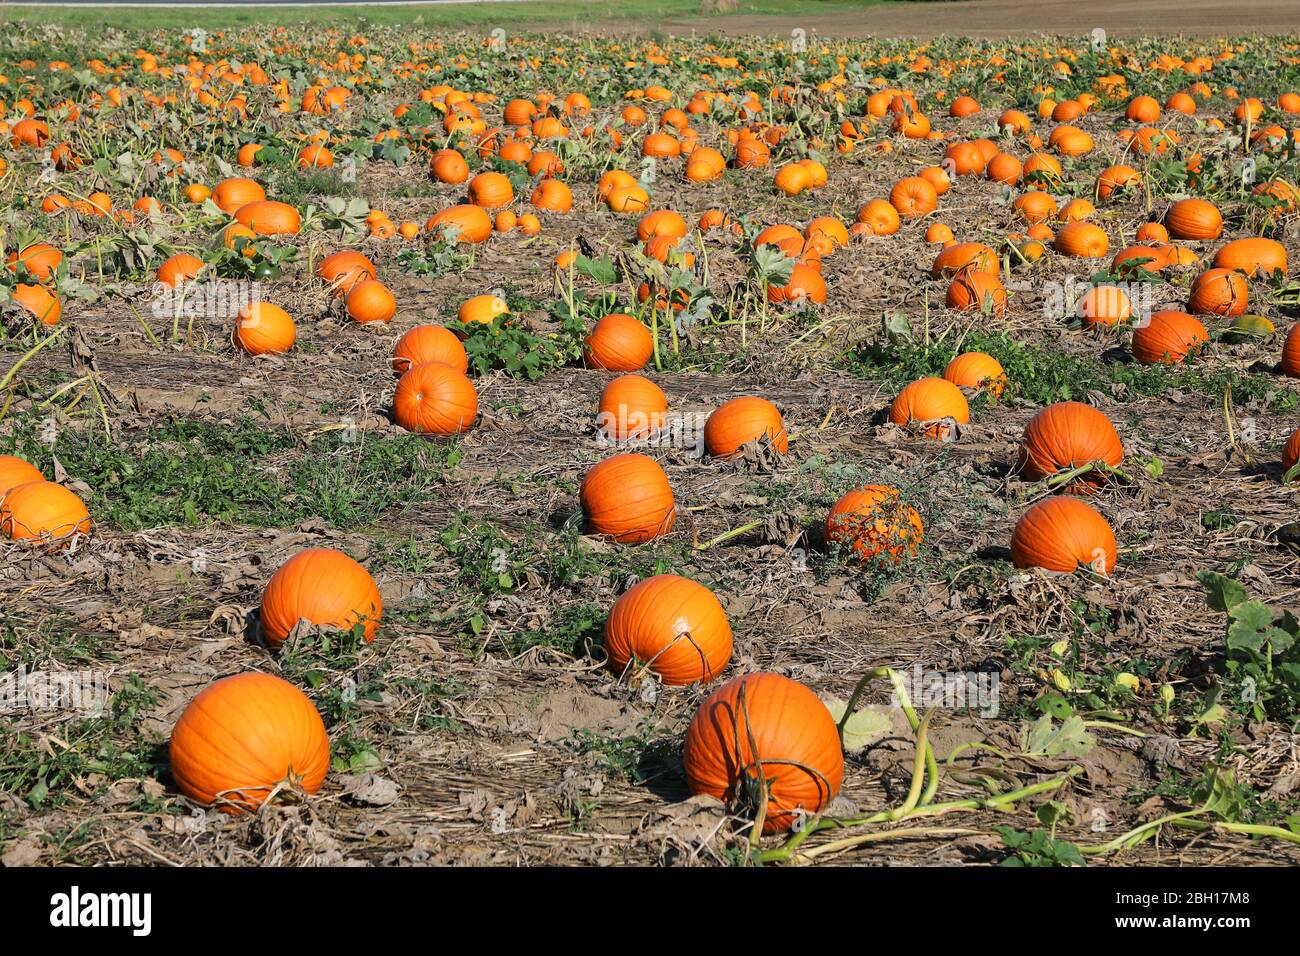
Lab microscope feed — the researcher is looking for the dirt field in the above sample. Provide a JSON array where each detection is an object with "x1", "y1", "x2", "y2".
[{"x1": 3, "y1": 25, "x2": 1300, "y2": 868}]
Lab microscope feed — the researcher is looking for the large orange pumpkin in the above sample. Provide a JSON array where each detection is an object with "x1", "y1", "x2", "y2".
[
  {"x1": 6, "y1": 243, "x2": 62, "y2": 281},
  {"x1": 316, "y1": 250, "x2": 377, "y2": 297},
  {"x1": 169, "y1": 672, "x2": 330, "y2": 811},
  {"x1": 235, "y1": 200, "x2": 301, "y2": 235},
  {"x1": 683, "y1": 673, "x2": 843, "y2": 833},
  {"x1": 943, "y1": 352, "x2": 1006, "y2": 396},
  {"x1": 0, "y1": 480, "x2": 91, "y2": 542},
  {"x1": 0, "y1": 456, "x2": 44, "y2": 499},
  {"x1": 584, "y1": 314, "x2": 654, "y2": 371},
  {"x1": 345, "y1": 280, "x2": 397, "y2": 324},
  {"x1": 603, "y1": 574, "x2": 731, "y2": 685},
  {"x1": 704, "y1": 396, "x2": 788, "y2": 456},
  {"x1": 467, "y1": 171, "x2": 514, "y2": 209},
  {"x1": 1055, "y1": 221, "x2": 1109, "y2": 258},
  {"x1": 597, "y1": 375, "x2": 667, "y2": 440},
  {"x1": 234, "y1": 302, "x2": 296, "y2": 355},
  {"x1": 157, "y1": 253, "x2": 206, "y2": 288},
  {"x1": 931, "y1": 242, "x2": 998, "y2": 277},
  {"x1": 1188, "y1": 268, "x2": 1248, "y2": 316},
  {"x1": 211, "y1": 177, "x2": 266, "y2": 214},
  {"x1": 1010, "y1": 497, "x2": 1117, "y2": 575},
  {"x1": 260, "y1": 547, "x2": 383, "y2": 646},
  {"x1": 1213, "y1": 237, "x2": 1288, "y2": 277},
  {"x1": 579, "y1": 453, "x2": 676, "y2": 543},
  {"x1": 889, "y1": 378, "x2": 969, "y2": 439},
  {"x1": 825, "y1": 485, "x2": 923, "y2": 562},
  {"x1": 1131, "y1": 310, "x2": 1208, "y2": 365},
  {"x1": 393, "y1": 363, "x2": 478, "y2": 434},
  {"x1": 1017, "y1": 402, "x2": 1123, "y2": 491},
  {"x1": 392, "y1": 325, "x2": 468, "y2": 375},
  {"x1": 425, "y1": 204, "x2": 493, "y2": 243},
  {"x1": 1165, "y1": 198, "x2": 1223, "y2": 240}
]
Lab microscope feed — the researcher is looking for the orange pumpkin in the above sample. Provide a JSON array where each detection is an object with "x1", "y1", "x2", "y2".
[
  {"x1": 392, "y1": 325, "x2": 468, "y2": 375},
  {"x1": 345, "y1": 280, "x2": 397, "y2": 324},
  {"x1": 1213, "y1": 237, "x2": 1288, "y2": 277},
  {"x1": 157, "y1": 253, "x2": 206, "y2": 288},
  {"x1": 425, "y1": 204, "x2": 494, "y2": 243},
  {"x1": 11, "y1": 283, "x2": 61, "y2": 325},
  {"x1": 1131, "y1": 310, "x2": 1209, "y2": 365},
  {"x1": 889, "y1": 378, "x2": 969, "y2": 439},
  {"x1": 0, "y1": 480, "x2": 91, "y2": 542},
  {"x1": 584, "y1": 314, "x2": 653, "y2": 372},
  {"x1": 6, "y1": 243, "x2": 62, "y2": 281},
  {"x1": 946, "y1": 271, "x2": 1006, "y2": 314},
  {"x1": 467, "y1": 171, "x2": 514, "y2": 209},
  {"x1": 579, "y1": 453, "x2": 676, "y2": 543},
  {"x1": 889, "y1": 176, "x2": 938, "y2": 218},
  {"x1": 316, "y1": 250, "x2": 376, "y2": 297},
  {"x1": 235, "y1": 200, "x2": 301, "y2": 235},
  {"x1": 1055, "y1": 221, "x2": 1109, "y2": 258},
  {"x1": 169, "y1": 672, "x2": 330, "y2": 811},
  {"x1": 211, "y1": 177, "x2": 266, "y2": 214},
  {"x1": 1165, "y1": 198, "x2": 1222, "y2": 240},
  {"x1": 457, "y1": 294, "x2": 510, "y2": 328},
  {"x1": 0, "y1": 456, "x2": 44, "y2": 499},
  {"x1": 393, "y1": 363, "x2": 478, "y2": 434},
  {"x1": 1018, "y1": 402, "x2": 1123, "y2": 491},
  {"x1": 261, "y1": 547, "x2": 383, "y2": 646},
  {"x1": 943, "y1": 352, "x2": 1006, "y2": 396},
  {"x1": 603, "y1": 574, "x2": 731, "y2": 685},
  {"x1": 683, "y1": 673, "x2": 843, "y2": 833},
  {"x1": 597, "y1": 375, "x2": 667, "y2": 440},
  {"x1": 704, "y1": 396, "x2": 788, "y2": 456},
  {"x1": 1010, "y1": 497, "x2": 1117, "y2": 575},
  {"x1": 825, "y1": 485, "x2": 923, "y2": 562},
  {"x1": 430, "y1": 149, "x2": 470, "y2": 184},
  {"x1": 1079, "y1": 285, "x2": 1133, "y2": 327},
  {"x1": 931, "y1": 242, "x2": 998, "y2": 277},
  {"x1": 234, "y1": 302, "x2": 296, "y2": 355},
  {"x1": 1188, "y1": 268, "x2": 1248, "y2": 317}
]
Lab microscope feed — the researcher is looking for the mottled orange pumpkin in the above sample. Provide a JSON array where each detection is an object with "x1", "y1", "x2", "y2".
[{"x1": 825, "y1": 485, "x2": 923, "y2": 562}]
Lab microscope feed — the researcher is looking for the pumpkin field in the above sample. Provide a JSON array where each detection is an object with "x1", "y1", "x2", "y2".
[{"x1": 4, "y1": 10, "x2": 1300, "y2": 869}]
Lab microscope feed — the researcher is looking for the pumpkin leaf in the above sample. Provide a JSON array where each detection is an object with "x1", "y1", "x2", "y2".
[
  {"x1": 1198, "y1": 570, "x2": 1247, "y2": 612},
  {"x1": 1018, "y1": 714, "x2": 1095, "y2": 759},
  {"x1": 821, "y1": 695, "x2": 893, "y2": 753}
]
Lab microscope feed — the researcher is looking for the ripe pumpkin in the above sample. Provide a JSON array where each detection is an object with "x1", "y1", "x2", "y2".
[
  {"x1": 1079, "y1": 285, "x2": 1133, "y2": 327},
  {"x1": 234, "y1": 302, "x2": 296, "y2": 355},
  {"x1": 1213, "y1": 237, "x2": 1288, "y2": 277},
  {"x1": 345, "y1": 280, "x2": 397, "y2": 324},
  {"x1": 157, "y1": 253, "x2": 206, "y2": 288},
  {"x1": 261, "y1": 547, "x2": 383, "y2": 646},
  {"x1": 430, "y1": 149, "x2": 470, "y2": 184},
  {"x1": 889, "y1": 176, "x2": 938, "y2": 218},
  {"x1": 1131, "y1": 310, "x2": 1209, "y2": 365},
  {"x1": 467, "y1": 171, "x2": 514, "y2": 209},
  {"x1": 603, "y1": 574, "x2": 731, "y2": 685},
  {"x1": 584, "y1": 314, "x2": 654, "y2": 372},
  {"x1": 6, "y1": 243, "x2": 62, "y2": 281},
  {"x1": 931, "y1": 242, "x2": 998, "y2": 277},
  {"x1": 393, "y1": 363, "x2": 478, "y2": 434},
  {"x1": 579, "y1": 453, "x2": 676, "y2": 543},
  {"x1": 0, "y1": 456, "x2": 44, "y2": 499},
  {"x1": 531, "y1": 179, "x2": 573, "y2": 213},
  {"x1": 1018, "y1": 402, "x2": 1123, "y2": 491},
  {"x1": 1055, "y1": 221, "x2": 1109, "y2": 258},
  {"x1": 1283, "y1": 427, "x2": 1300, "y2": 476},
  {"x1": 704, "y1": 396, "x2": 788, "y2": 456},
  {"x1": 11, "y1": 283, "x2": 61, "y2": 325},
  {"x1": 825, "y1": 485, "x2": 923, "y2": 562},
  {"x1": 457, "y1": 294, "x2": 510, "y2": 328},
  {"x1": 944, "y1": 351, "x2": 1006, "y2": 396},
  {"x1": 767, "y1": 263, "x2": 827, "y2": 305},
  {"x1": 0, "y1": 480, "x2": 91, "y2": 542},
  {"x1": 946, "y1": 271, "x2": 1006, "y2": 314},
  {"x1": 1165, "y1": 198, "x2": 1222, "y2": 240},
  {"x1": 889, "y1": 378, "x2": 969, "y2": 439},
  {"x1": 1014, "y1": 191, "x2": 1057, "y2": 224},
  {"x1": 1010, "y1": 497, "x2": 1117, "y2": 575},
  {"x1": 1188, "y1": 268, "x2": 1248, "y2": 317},
  {"x1": 392, "y1": 325, "x2": 469, "y2": 375},
  {"x1": 425, "y1": 204, "x2": 494, "y2": 243},
  {"x1": 598, "y1": 375, "x2": 667, "y2": 440},
  {"x1": 316, "y1": 250, "x2": 376, "y2": 297},
  {"x1": 1096, "y1": 165, "x2": 1141, "y2": 200},
  {"x1": 169, "y1": 672, "x2": 330, "y2": 811},
  {"x1": 235, "y1": 200, "x2": 301, "y2": 236},
  {"x1": 683, "y1": 672, "x2": 843, "y2": 833},
  {"x1": 211, "y1": 177, "x2": 266, "y2": 214}
]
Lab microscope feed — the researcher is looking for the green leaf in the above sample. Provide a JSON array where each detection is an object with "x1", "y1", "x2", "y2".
[
  {"x1": 821, "y1": 696, "x2": 893, "y2": 754},
  {"x1": 1019, "y1": 714, "x2": 1095, "y2": 759},
  {"x1": 1198, "y1": 571, "x2": 1247, "y2": 613}
]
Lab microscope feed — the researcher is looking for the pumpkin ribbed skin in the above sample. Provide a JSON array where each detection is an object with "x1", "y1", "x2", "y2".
[
  {"x1": 260, "y1": 547, "x2": 383, "y2": 647},
  {"x1": 12, "y1": 283, "x2": 61, "y2": 325},
  {"x1": 1282, "y1": 323, "x2": 1300, "y2": 377},
  {"x1": 1018, "y1": 402, "x2": 1123, "y2": 491},
  {"x1": 234, "y1": 200, "x2": 301, "y2": 235},
  {"x1": 316, "y1": 250, "x2": 376, "y2": 297},
  {"x1": 890, "y1": 377, "x2": 969, "y2": 439},
  {"x1": 392, "y1": 325, "x2": 468, "y2": 375},
  {"x1": 1165, "y1": 198, "x2": 1223, "y2": 240},
  {"x1": 1055, "y1": 221, "x2": 1110, "y2": 258},
  {"x1": 7, "y1": 243, "x2": 62, "y2": 281},
  {"x1": 825, "y1": 485, "x2": 923, "y2": 562},
  {"x1": 1131, "y1": 310, "x2": 1208, "y2": 365},
  {"x1": 157, "y1": 253, "x2": 206, "y2": 288},
  {"x1": 211, "y1": 177, "x2": 266, "y2": 214},
  {"x1": 467, "y1": 171, "x2": 514, "y2": 209},
  {"x1": 1010, "y1": 497, "x2": 1117, "y2": 574},
  {"x1": 0, "y1": 456, "x2": 44, "y2": 499},
  {"x1": 1283, "y1": 428, "x2": 1300, "y2": 476},
  {"x1": 579, "y1": 453, "x2": 676, "y2": 543},
  {"x1": 704, "y1": 396, "x2": 788, "y2": 456},
  {"x1": 584, "y1": 314, "x2": 654, "y2": 371},
  {"x1": 393, "y1": 362, "x2": 478, "y2": 434},
  {"x1": 1079, "y1": 285, "x2": 1133, "y2": 326},
  {"x1": 169, "y1": 672, "x2": 330, "y2": 811},
  {"x1": 234, "y1": 302, "x2": 296, "y2": 355},
  {"x1": 1188, "y1": 268, "x2": 1248, "y2": 316},
  {"x1": 931, "y1": 242, "x2": 998, "y2": 277},
  {"x1": 0, "y1": 480, "x2": 91, "y2": 542},
  {"x1": 604, "y1": 574, "x2": 731, "y2": 685},
  {"x1": 946, "y1": 271, "x2": 1006, "y2": 313},
  {"x1": 683, "y1": 673, "x2": 843, "y2": 833},
  {"x1": 430, "y1": 149, "x2": 469, "y2": 184},
  {"x1": 345, "y1": 279, "x2": 397, "y2": 324},
  {"x1": 944, "y1": 352, "x2": 1006, "y2": 396},
  {"x1": 1214, "y1": 237, "x2": 1288, "y2": 277},
  {"x1": 425, "y1": 204, "x2": 493, "y2": 243},
  {"x1": 597, "y1": 375, "x2": 667, "y2": 440}
]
